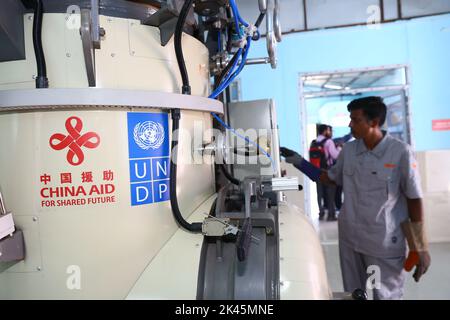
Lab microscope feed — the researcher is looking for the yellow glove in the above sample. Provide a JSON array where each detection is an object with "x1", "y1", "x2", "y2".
[{"x1": 401, "y1": 221, "x2": 431, "y2": 282}]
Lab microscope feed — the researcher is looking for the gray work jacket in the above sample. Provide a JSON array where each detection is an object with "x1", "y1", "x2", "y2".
[{"x1": 328, "y1": 132, "x2": 423, "y2": 257}]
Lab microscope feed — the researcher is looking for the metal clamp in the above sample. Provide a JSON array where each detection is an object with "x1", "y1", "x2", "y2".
[
  {"x1": 80, "y1": 9, "x2": 96, "y2": 87},
  {"x1": 79, "y1": 0, "x2": 105, "y2": 87},
  {"x1": 201, "y1": 212, "x2": 259, "y2": 241},
  {"x1": 90, "y1": 0, "x2": 102, "y2": 49},
  {"x1": 202, "y1": 217, "x2": 233, "y2": 237}
]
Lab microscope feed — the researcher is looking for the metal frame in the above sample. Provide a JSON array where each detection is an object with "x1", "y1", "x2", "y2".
[
  {"x1": 298, "y1": 64, "x2": 411, "y2": 216},
  {"x1": 297, "y1": 75, "x2": 310, "y2": 217},
  {"x1": 282, "y1": 1, "x2": 450, "y2": 36},
  {"x1": 304, "y1": 85, "x2": 408, "y2": 99},
  {"x1": 0, "y1": 88, "x2": 224, "y2": 114},
  {"x1": 301, "y1": 63, "x2": 408, "y2": 78},
  {"x1": 80, "y1": 9, "x2": 96, "y2": 87}
]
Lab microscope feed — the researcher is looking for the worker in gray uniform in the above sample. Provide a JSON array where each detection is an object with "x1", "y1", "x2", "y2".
[{"x1": 280, "y1": 96, "x2": 431, "y2": 299}]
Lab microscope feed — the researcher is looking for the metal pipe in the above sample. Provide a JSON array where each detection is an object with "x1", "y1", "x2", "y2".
[{"x1": 245, "y1": 57, "x2": 270, "y2": 65}]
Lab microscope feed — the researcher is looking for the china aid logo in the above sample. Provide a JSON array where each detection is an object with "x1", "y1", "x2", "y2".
[{"x1": 49, "y1": 116, "x2": 100, "y2": 166}]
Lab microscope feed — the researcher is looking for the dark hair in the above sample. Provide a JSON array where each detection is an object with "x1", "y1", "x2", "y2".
[
  {"x1": 318, "y1": 124, "x2": 328, "y2": 135},
  {"x1": 347, "y1": 96, "x2": 387, "y2": 127}
]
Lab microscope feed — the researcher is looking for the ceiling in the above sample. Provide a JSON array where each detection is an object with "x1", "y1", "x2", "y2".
[
  {"x1": 303, "y1": 68, "x2": 404, "y2": 91},
  {"x1": 301, "y1": 65, "x2": 408, "y2": 98},
  {"x1": 237, "y1": 0, "x2": 450, "y2": 34}
]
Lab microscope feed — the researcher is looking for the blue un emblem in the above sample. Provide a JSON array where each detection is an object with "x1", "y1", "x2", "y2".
[{"x1": 127, "y1": 112, "x2": 170, "y2": 206}]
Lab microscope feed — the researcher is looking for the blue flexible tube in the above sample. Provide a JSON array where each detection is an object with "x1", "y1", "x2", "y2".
[
  {"x1": 215, "y1": 36, "x2": 251, "y2": 94},
  {"x1": 229, "y1": 0, "x2": 243, "y2": 38},
  {"x1": 209, "y1": 48, "x2": 243, "y2": 99},
  {"x1": 209, "y1": 38, "x2": 277, "y2": 170},
  {"x1": 211, "y1": 112, "x2": 276, "y2": 172},
  {"x1": 209, "y1": 3, "x2": 273, "y2": 172},
  {"x1": 229, "y1": 0, "x2": 249, "y2": 27}
]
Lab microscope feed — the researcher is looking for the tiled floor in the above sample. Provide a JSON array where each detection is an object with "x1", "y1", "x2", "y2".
[{"x1": 317, "y1": 219, "x2": 450, "y2": 300}]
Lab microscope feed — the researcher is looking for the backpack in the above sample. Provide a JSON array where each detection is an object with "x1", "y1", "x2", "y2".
[{"x1": 309, "y1": 138, "x2": 329, "y2": 169}]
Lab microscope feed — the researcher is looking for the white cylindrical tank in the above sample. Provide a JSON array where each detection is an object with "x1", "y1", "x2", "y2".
[
  {"x1": 0, "y1": 11, "x2": 218, "y2": 299},
  {"x1": 0, "y1": 13, "x2": 210, "y2": 94},
  {"x1": 278, "y1": 201, "x2": 332, "y2": 299}
]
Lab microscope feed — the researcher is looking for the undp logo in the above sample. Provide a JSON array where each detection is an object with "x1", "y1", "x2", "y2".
[
  {"x1": 133, "y1": 121, "x2": 165, "y2": 150},
  {"x1": 127, "y1": 112, "x2": 170, "y2": 206},
  {"x1": 127, "y1": 113, "x2": 169, "y2": 159}
]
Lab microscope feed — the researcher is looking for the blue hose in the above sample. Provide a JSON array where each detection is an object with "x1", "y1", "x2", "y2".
[
  {"x1": 209, "y1": 38, "x2": 277, "y2": 171},
  {"x1": 211, "y1": 112, "x2": 276, "y2": 172},
  {"x1": 213, "y1": 36, "x2": 251, "y2": 96},
  {"x1": 229, "y1": 0, "x2": 243, "y2": 38},
  {"x1": 208, "y1": 2, "x2": 274, "y2": 172},
  {"x1": 229, "y1": 0, "x2": 249, "y2": 27},
  {"x1": 209, "y1": 48, "x2": 243, "y2": 99}
]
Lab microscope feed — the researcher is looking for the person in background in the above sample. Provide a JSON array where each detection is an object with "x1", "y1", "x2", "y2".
[
  {"x1": 310, "y1": 124, "x2": 340, "y2": 221},
  {"x1": 280, "y1": 96, "x2": 430, "y2": 299}
]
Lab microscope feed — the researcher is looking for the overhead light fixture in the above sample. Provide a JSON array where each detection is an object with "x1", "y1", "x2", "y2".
[{"x1": 323, "y1": 84, "x2": 343, "y2": 90}]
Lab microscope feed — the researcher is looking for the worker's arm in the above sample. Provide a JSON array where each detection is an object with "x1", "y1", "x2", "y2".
[
  {"x1": 400, "y1": 147, "x2": 430, "y2": 282},
  {"x1": 402, "y1": 198, "x2": 430, "y2": 282},
  {"x1": 279, "y1": 147, "x2": 339, "y2": 185},
  {"x1": 407, "y1": 198, "x2": 424, "y2": 222},
  {"x1": 319, "y1": 171, "x2": 336, "y2": 185},
  {"x1": 280, "y1": 147, "x2": 321, "y2": 181}
]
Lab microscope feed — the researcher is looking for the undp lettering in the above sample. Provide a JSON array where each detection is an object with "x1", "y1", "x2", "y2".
[{"x1": 127, "y1": 112, "x2": 170, "y2": 206}]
